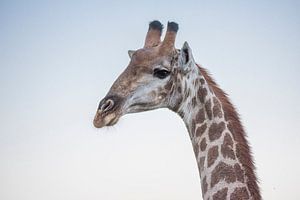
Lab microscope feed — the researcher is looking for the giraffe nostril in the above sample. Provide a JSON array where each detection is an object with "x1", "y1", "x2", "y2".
[{"x1": 100, "y1": 99, "x2": 114, "y2": 112}]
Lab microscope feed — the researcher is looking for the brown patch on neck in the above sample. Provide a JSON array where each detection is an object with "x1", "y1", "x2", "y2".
[
  {"x1": 213, "y1": 97, "x2": 223, "y2": 118},
  {"x1": 195, "y1": 123, "x2": 207, "y2": 137},
  {"x1": 230, "y1": 187, "x2": 250, "y2": 200},
  {"x1": 211, "y1": 162, "x2": 236, "y2": 187},
  {"x1": 207, "y1": 146, "x2": 219, "y2": 167},
  {"x1": 201, "y1": 176, "x2": 208, "y2": 195},
  {"x1": 221, "y1": 133, "x2": 236, "y2": 159},
  {"x1": 200, "y1": 138, "x2": 207, "y2": 151},
  {"x1": 213, "y1": 188, "x2": 228, "y2": 200},
  {"x1": 205, "y1": 99, "x2": 212, "y2": 120},
  {"x1": 195, "y1": 108, "x2": 205, "y2": 123},
  {"x1": 208, "y1": 122, "x2": 225, "y2": 141},
  {"x1": 197, "y1": 65, "x2": 261, "y2": 200},
  {"x1": 198, "y1": 86, "x2": 207, "y2": 103}
]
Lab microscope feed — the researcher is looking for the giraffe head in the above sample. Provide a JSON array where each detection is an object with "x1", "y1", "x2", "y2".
[{"x1": 94, "y1": 21, "x2": 198, "y2": 128}]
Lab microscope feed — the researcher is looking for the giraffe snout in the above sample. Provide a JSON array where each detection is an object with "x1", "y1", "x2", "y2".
[{"x1": 93, "y1": 95, "x2": 123, "y2": 128}]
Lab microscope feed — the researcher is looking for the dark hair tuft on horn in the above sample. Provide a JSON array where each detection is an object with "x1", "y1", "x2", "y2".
[
  {"x1": 167, "y1": 21, "x2": 179, "y2": 32},
  {"x1": 149, "y1": 20, "x2": 163, "y2": 32}
]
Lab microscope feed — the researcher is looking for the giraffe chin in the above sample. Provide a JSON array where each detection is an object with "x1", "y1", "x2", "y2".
[{"x1": 93, "y1": 111, "x2": 120, "y2": 128}]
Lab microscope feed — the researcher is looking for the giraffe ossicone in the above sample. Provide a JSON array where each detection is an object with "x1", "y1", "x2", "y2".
[{"x1": 93, "y1": 20, "x2": 261, "y2": 200}]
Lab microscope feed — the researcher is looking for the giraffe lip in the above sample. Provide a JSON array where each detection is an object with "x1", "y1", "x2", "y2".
[
  {"x1": 106, "y1": 116, "x2": 119, "y2": 126},
  {"x1": 93, "y1": 110, "x2": 121, "y2": 128},
  {"x1": 129, "y1": 100, "x2": 162, "y2": 109},
  {"x1": 128, "y1": 103, "x2": 149, "y2": 112},
  {"x1": 127, "y1": 101, "x2": 161, "y2": 113}
]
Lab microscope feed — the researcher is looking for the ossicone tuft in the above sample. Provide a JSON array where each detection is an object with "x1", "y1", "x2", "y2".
[
  {"x1": 167, "y1": 21, "x2": 179, "y2": 32},
  {"x1": 149, "y1": 20, "x2": 163, "y2": 32}
]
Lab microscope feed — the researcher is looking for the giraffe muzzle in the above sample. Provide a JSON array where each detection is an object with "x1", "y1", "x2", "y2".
[{"x1": 93, "y1": 95, "x2": 123, "y2": 128}]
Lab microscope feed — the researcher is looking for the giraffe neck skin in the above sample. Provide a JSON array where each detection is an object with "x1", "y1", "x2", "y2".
[{"x1": 170, "y1": 64, "x2": 260, "y2": 200}]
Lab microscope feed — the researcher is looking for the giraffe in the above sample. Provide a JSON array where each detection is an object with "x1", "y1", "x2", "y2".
[{"x1": 93, "y1": 20, "x2": 261, "y2": 200}]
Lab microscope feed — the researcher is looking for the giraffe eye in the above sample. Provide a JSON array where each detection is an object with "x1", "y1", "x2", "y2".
[{"x1": 153, "y1": 68, "x2": 170, "y2": 79}]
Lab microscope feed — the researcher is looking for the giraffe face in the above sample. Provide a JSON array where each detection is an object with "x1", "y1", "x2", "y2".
[
  {"x1": 93, "y1": 42, "x2": 196, "y2": 128},
  {"x1": 93, "y1": 21, "x2": 197, "y2": 128},
  {"x1": 93, "y1": 47, "x2": 177, "y2": 128}
]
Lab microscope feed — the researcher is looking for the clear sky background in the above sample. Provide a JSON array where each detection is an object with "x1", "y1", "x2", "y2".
[{"x1": 0, "y1": 0, "x2": 299, "y2": 199}]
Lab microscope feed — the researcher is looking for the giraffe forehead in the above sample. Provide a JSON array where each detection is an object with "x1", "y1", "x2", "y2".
[
  {"x1": 131, "y1": 48, "x2": 160, "y2": 64},
  {"x1": 130, "y1": 47, "x2": 177, "y2": 69}
]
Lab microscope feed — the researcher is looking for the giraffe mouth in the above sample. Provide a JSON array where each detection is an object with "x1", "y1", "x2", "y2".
[
  {"x1": 126, "y1": 100, "x2": 162, "y2": 113},
  {"x1": 93, "y1": 110, "x2": 121, "y2": 128}
]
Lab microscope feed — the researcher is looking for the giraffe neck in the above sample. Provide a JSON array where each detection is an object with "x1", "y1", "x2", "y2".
[{"x1": 174, "y1": 66, "x2": 261, "y2": 200}]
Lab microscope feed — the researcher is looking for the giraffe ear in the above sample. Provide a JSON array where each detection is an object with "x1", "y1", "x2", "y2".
[
  {"x1": 179, "y1": 41, "x2": 194, "y2": 68},
  {"x1": 128, "y1": 50, "x2": 135, "y2": 58}
]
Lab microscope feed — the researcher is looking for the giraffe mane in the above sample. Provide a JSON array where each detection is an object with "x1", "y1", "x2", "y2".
[{"x1": 197, "y1": 64, "x2": 261, "y2": 199}]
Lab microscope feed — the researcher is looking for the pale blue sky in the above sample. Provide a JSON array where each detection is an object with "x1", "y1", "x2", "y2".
[{"x1": 1, "y1": 0, "x2": 299, "y2": 199}]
